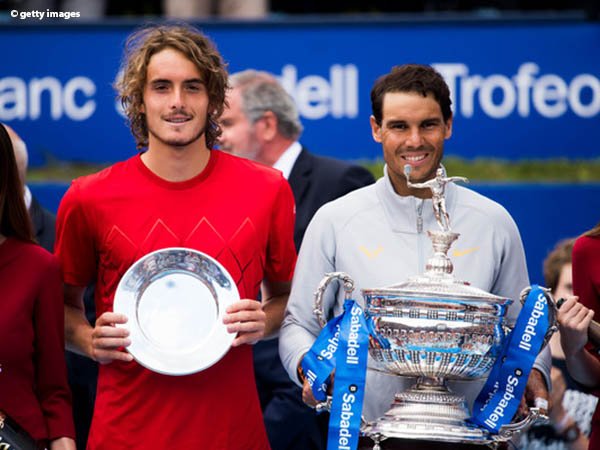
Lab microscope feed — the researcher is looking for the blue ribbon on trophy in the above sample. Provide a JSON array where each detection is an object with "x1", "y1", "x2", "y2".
[
  {"x1": 470, "y1": 284, "x2": 550, "y2": 433},
  {"x1": 302, "y1": 299, "x2": 380, "y2": 450}
]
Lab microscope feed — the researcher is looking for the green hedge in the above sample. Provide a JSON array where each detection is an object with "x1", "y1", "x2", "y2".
[
  {"x1": 28, "y1": 156, "x2": 600, "y2": 182},
  {"x1": 361, "y1": 157, "x2": 600, "y2": 182}
]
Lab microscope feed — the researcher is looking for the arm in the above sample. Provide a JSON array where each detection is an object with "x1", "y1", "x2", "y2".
[
  {"x1": 222, "y1": 280, "x2": 291, "y2": 347},
  {"x1": 490, "y1": 209, "x2": 552, "y2": 412},
  {"x1": 49, "y1": 437, "x2": 76, "y2": 450},
  {"x1": 34, "y1": 256, "x2": 75, "y2": 443},
  {"x1": 559, "y1": 296, "x2": 600, "y2": 387},
  {"x1": 224, "y1": 175, "x2": 296, "y2": 347},
  {"x1": 447, "y1": 176, "x2": 468, "y2": 184},
  {"x1": 56, "y1": 182, "x2": 131, "y2": 364},
  {"x1": 280, "y1": 205, "x2": 339, "y2": 388},
  {"x1": 261, "y1": 279, "x2": 291, "y2": 337},
  {"x1": 567, "y1": 236, "x2": 600, "y2": 387},
  {"x1": 547, "y1": 367, "x2": 590, "y2": 450},
  {"x1": 64, "y1": 283, "x2": 132, "y2": 364}
]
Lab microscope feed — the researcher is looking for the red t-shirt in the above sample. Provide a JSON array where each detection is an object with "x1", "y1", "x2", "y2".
[
  {"x1": 55, "y1": 151, "x2": 297, "y2": 450},
  {"x1": 572, "y1": 234, "x2": 600, "y2": 449},
  {"x1": 0, "y1": 238, "x2": 74, "y2": 443}
]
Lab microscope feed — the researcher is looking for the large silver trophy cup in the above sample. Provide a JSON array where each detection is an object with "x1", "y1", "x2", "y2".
[{"x1": 313, "y1": 167, "x2": 556, "y2": 448}]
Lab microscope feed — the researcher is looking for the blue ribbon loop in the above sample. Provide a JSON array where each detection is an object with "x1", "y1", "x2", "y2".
[
  {"x1": 302, "y1": 300, "x2": 372, "y2": 450},
  {"x1": 470, "y1": 285, "x2": 550, "y2": 433}
]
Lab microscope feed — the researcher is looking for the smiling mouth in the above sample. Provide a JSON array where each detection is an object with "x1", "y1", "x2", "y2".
[
  {"x1": 402, "y1": 153, "x2": 428, "y2": 163},
  {"x1": 165, "y1": 116, "x2": 192, "y2": 124}
]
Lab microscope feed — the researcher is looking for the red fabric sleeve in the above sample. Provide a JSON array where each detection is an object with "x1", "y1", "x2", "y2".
[
  {"x1": 33, "y1": 254, "x2": 75, "y2": 440},
  {"x1": 573, "y1": 236, "x2": 600, "y2": 450},
  {"x1": 573, "y1": 236, "x2": 600, "y2": 387},
  {"x1": 264, "y1": 177, "x2": 297, "y2": 283},
  {"x1": 55, "y1": 180, "x2": 97, "y2": 286},
  {"x1": 572, "y1": 236, "x2": 600, "y2": 313}
]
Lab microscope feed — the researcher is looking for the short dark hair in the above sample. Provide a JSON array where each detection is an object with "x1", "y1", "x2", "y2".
[
  {"x1": 0, "y1": 123, "x2": 34, "y2": 243},
  {"x1": 543, "y1": 238, "x2": 575, "y2": 292},
  {"x1": 371, "y1": 64, "x2": 452, "y2": 125},
  {"x1": 115, "y1": 24, "x2": 228, "y2": 150}
]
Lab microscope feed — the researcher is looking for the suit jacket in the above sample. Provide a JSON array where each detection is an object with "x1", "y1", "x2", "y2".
[
  {"x1": 29, "y1": 196, "x2": 56, "y2": 253},
  {"x1": 288, "y1": 147, "x2": 375, "y2": 250},
  {"x1": 253, "y1": 148, "x2": 374, "y2": 449}
]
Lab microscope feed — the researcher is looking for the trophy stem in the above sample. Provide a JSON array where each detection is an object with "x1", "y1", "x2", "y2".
[
  {"x1": 362, "y1": 376, "x2": 491, "y2": 444},
  {"x1": 425, "y1": 231, "x2": 460, "y2": 277},
  {"x1": 414, "y1": 376, "x2": 447, "y2": 391}
]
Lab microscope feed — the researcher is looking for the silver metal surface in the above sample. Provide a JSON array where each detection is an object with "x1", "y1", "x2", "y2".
[
  {"x1": 113, "y1": 247, "x2": 239, "y2": 376},
  {"x1": 312, "y1": 168, "x2": 555, "y2": 445}
]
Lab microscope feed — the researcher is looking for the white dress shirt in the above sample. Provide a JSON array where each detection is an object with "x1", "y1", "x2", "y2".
[{"x1": 272, "y1": 141, "x2": 302, "y2": 180}]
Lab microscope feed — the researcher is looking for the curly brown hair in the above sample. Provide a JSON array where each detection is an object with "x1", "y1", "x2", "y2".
[
  {"x1": 115, "y1": 24, "x2": 228, "y2": 150},
  {"x1": 543, "y1": 238, "x2": 575, "y2": 292},
  {"x1": 583, "y1": 221, "x2": 600, "y2": 237}
]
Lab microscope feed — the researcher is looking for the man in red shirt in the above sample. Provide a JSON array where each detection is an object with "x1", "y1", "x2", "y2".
[{"x1": 55, "y1": 24, "x2": 296, "y2": 450}]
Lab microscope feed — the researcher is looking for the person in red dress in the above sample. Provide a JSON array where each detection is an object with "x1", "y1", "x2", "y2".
[
  {"x1": 54, "y1": 24, "x2": 297, "y2": 450},
  {"x1": 0, "y1": 123, "x2": 76, "y2": 450},
  {"x1": 557, "y1": 222, "x2": 600, "y2": 450}
]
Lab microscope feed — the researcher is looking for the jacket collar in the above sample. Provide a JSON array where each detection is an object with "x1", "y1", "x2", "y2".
[{"x1": 376, "y1": 164, "x2": 457, "y2": 233}]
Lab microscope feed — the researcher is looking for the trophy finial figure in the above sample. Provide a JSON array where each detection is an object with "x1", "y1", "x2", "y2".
[{"x1": 404, "y1": 165, "x2": 468, "y2": 232}]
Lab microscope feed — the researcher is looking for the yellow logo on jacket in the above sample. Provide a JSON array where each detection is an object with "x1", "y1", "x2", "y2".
[
  {"x1": 452, "y1": 247, "x2": 479, "y2": 257},
  {"x1": 359, "y1": 245, "x2": 383, "y2": 259}
]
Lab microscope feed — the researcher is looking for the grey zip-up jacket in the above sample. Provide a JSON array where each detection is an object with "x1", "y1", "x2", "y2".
[{"x1": 279, "y1": 166, "x2": 552, "y2": 422}]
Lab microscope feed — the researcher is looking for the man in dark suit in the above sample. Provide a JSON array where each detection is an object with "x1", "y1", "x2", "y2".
[
  {"x1": 219, "y1": 70, "x2": 374, "y2": 450},
  {"x1": 7, "y1": 124, "x2": 97, "y2": 450}
]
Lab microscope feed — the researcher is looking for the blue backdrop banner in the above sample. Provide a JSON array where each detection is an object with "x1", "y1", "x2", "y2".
[{"x1": 1, "y1": 19, "x2": 599, "y2": 166}]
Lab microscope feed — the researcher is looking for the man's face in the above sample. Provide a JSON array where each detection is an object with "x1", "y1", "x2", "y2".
[
  {"x1": 554, "y1": 263, "x2": 573, "y2": 299},
  {"x1": 142, "y1": 48, "x2": 210, "y2": 150},
  {"x1": 370, "y1": 91, "x2": 452, "y2": 190},
  {"x1": 219, "y1": 88, "x2": 261, "y2": 160}
]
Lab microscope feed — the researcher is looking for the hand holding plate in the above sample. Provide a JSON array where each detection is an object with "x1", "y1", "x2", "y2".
[
  {"x1": 91, "y1": 312, "x2": 133, "y2": 364},
  {"x1": 223, "y1": 299, "x2": 266, "y2": 347}
]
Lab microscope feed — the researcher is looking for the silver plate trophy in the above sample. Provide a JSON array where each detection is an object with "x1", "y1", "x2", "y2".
[
  {"x1": 313, "y1": 167, "x2": 557, "y2": 448},
  {"x1": 113, "y1": 247, "x2": 239, "y2": 376}
]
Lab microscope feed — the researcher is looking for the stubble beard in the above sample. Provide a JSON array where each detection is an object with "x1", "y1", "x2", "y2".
[{"x1": 148, "y1": 124, "x2": 207, "y2": 149}]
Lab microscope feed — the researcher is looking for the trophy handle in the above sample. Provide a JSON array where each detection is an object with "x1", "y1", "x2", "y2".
[
  {"x1": 519, "y1": 286, "x2": 558, "y2": 349},
  {"x1": 315, "y1": 396, "x2": 368, "y2": 429},
  {"x1": 315, "y1": 396, "x2": 332, "y2": 414},
  {"x1": 313, "y1": 272, "x2": 355, "y2": 328},
  {"x1": 496, "y1": 407, "x2": 547, "y2": 440}
]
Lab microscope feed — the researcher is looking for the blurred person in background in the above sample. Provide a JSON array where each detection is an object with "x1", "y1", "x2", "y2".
[
  {"x1": 219, "y1": 69, "x2": 374, "y2": 450},
  {"x1": 521, "y1": 238, "x2": 596, "y2": 449},
  {"x1": 5, "y1": 123, "x2": 56, "y2": 252},
  {"x1": 5, "y1": 123, "x2": 98, "y2": 450},
  {"x1": 557, "y1": 223, "x2": 600, "y2": 450},
  {"x1": 15, "y1": 0, "x2": 106, "y2": 18},
  {"x1": 163, "y1": 0, "x2": 266, "y2": 18},
  {"x1": 0, "y1": 123, "x2": 76, "y2": 450},
  {"x1": 220, "y1": 69, "x2": 375, "y2": 250}
]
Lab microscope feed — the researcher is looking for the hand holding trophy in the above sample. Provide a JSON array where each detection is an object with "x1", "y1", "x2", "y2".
[{"x1": 304, "y1": 166, "x2": 557, "y2": 449}]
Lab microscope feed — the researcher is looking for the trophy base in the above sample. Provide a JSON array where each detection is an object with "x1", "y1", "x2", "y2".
[{"x1": 361, "y1": 378, "x2": 501, "y2": 448}]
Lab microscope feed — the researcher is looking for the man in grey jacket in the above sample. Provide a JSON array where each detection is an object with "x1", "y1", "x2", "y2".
[{"x1": 279, "y1": 64, "x2": 551, "y2": 446}]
